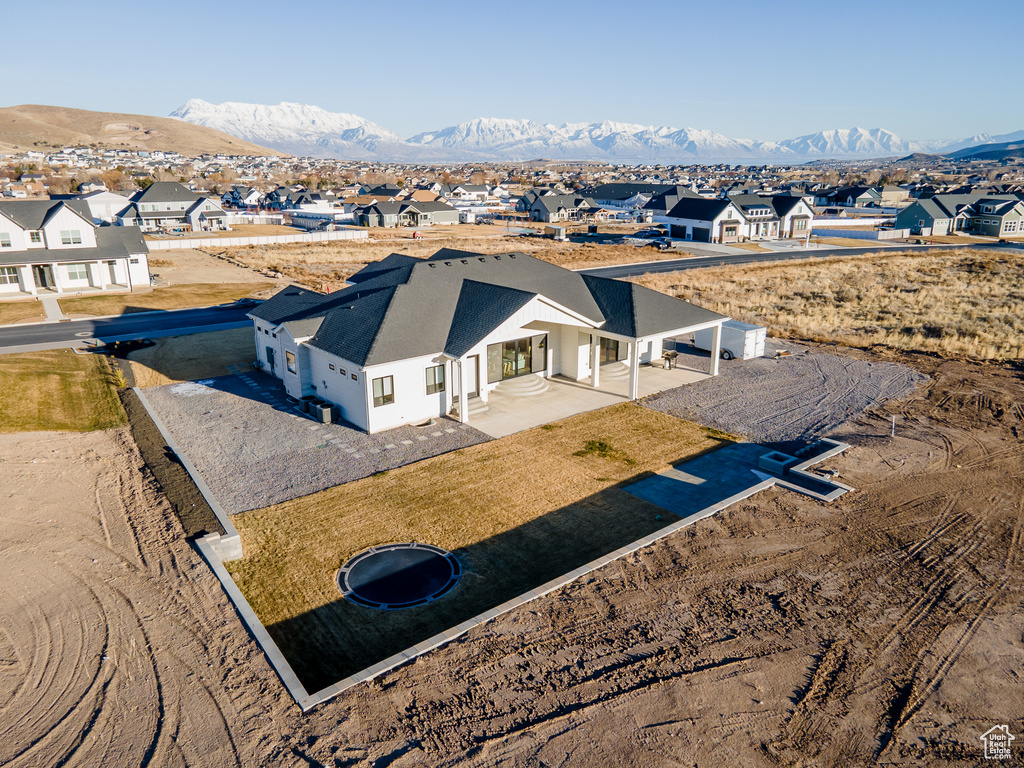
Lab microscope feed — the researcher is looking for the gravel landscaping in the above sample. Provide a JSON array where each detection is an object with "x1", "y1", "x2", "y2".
[
  {"x1": 142, "y1": 370, "x2": 489, "y2": 514},
  {"x1": 644, "y1": 339, "x2": 927, "y2": 444}
]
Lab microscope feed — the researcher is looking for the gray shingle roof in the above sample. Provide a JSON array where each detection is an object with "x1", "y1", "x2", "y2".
[
  {"x1": 0, "y1": 224, "x2": 148, "y2": 267},
  {"x1": 0, "y1": 199, "x2": 94, "y2": 229},
  {"x1": 664, "y1": 197, "x2": 732, "y2": 220},
  {"x1": 129, "y1": 182, "x2": 201, "y2": 204},
  {"x1": 252, "y1": 250, "x2": 725, "y2": 368}
]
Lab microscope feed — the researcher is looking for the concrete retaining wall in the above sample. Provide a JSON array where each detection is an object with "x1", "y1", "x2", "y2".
[{"x1": 146, "y1": 229, "x2": 368, "y2": 250}]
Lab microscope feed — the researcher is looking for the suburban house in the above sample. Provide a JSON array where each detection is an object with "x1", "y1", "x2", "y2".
[
  {"x1": 660, "y1": 195, "x2": 814, "y2": 242},
  {"x1": 50, "y1": 191, "x2": 132, "y2": 223},
  {"x1": 0, "y1": 199, "x2": 150, "y2": 299},
  {"x1": 356, "y1": 200, "x2": 460, "y2": 228},
  {"x1": 222, "y1": 186, "x2": 264, "y2": 208},
  {"x1": 247, "y1": 249, "x2": 728, "y2": 433},
  {"x1": 583, "y1": 183, "x2": 680, "y2": 210},
  {"x1": 895, "y1": 193, "x2": 1024, "y2": 237},
  {"x1": 813, "y1": 186, "x2": 882, "y2": 208},
  {"x1": 528, "y1": 194, "x2": 612, "y2": 223},
  {"x1": 642, "y1": 186, "x2": 704, "y2": 216},
  {"x1": 115, "y1": 182, "x2": 228, "y2": 233},
  {"x1": 438, "y1": 184, "x2": 490, "y2": 202}
]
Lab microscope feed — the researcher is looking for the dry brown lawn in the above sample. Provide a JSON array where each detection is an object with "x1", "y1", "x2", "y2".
[
  {"x1": 226, "y1": 402, "x2": 732, "y2": 689},
  {"x1": 218, "y1": 236, "x2": 697, "y2": 289},
  {"x1": 145, "y1": 224, "x2": 300, "y2": 241},
  {"x1": 127, "y1": 327, "x2": 256, "y2": 388},
  {"x1": 57, "y1": 282, "x2": 271, "y2": 317},
  {"x1": 728, "y1": 242, "x2": 770, "y2": 252},
  {"x1": 0, "y1": 301, "x2": 46, "y2": 326},
  {"x1": 633, "y1": 248, "x2": 1024, "y2": 360},
  {"x1": 812, "y1": 236, "x2": 896, "y2": 247},
  {"x1": 0, "y1": 350, "x2": 124, "y2": 432}
]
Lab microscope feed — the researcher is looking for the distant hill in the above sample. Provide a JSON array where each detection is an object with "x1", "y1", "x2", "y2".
[
  {"x1": 896, "y1": 152, "x2": 947, "y2": 163},
  {"x1": 949, "y1": 140, "x2": 1024, "y2": 162},
  {"x1": 0, "y1": 104, "x2": 284, "y2": 157}
]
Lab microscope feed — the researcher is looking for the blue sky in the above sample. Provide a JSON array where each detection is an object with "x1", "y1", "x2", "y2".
[{"x1": 4, "y1": 0, "x2": 1022, "y2": 141}]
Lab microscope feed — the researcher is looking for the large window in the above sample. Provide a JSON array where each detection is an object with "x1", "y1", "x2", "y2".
[
  {"x1": 373, "y1": 375, "x2": 394, "y2": 406},
  {"x1": 285, "y1": 351, "x2": 296, "y2": 373},
  {"x1": 60, "y1": 230, "x2": 82, "y2": 245},
  {"x1": 65, "y1": 264, "x2": 88, "y2": 281},
  {"x1": 487, "y1": 334, "x2": 547, "y2": 383},
  {"x1": 0, "y1": 266, "x2": 18, "y2": 284},
  {"x1": 425, "y1": 364, "x2": 445, "y2": 395}
]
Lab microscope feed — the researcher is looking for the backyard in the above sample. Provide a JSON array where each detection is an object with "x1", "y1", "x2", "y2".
[{"x1": 225, "y1": 402, "x2": 733, "y2": 690}]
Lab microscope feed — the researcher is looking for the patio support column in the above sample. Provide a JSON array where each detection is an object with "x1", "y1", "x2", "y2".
[
  {"x1": 444, "y1": 360, "x2": 454, "y2": 415},
  {"x1": 458, "y1": 358, "x2": 469, "y2": 424},
  {"x1": 95, "y1": 260, "x2": 108, "y2": 290},
  {"x1": 709, "y1": 323, "x2": 721, "y2": 376},
  {"x1": 589, "y1": 335, "x2": 600, "y2": 388},
  {"x1": 18, "y1": 265, "x2": 35, "y2": 296},
  {"x1": 50, "y1": 262, "x2": 63, "y2": 294},
  {"x1": 628, "y1": 341, "x2": 639, "y2": 400}
]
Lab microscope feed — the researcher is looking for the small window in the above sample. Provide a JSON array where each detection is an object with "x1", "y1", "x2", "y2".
[
  {"x1": 286, "y1": 351, "x2": 296, "y2": 373},
  {"x1": 351, "y1": 373, "x2": 357, "y2": 381},
  {"x1": 372, "y1": 375, "x2": 393, "y2": 406},
  {"x1": 129, "y1": 257, "x2": 139, "y2": 264},
  {"x1": 60, "y1": 229, "x2": 82, "y2": 245},
  {"x1": 426, "y1": 364, "x2": 445, "y2": 395},
  {"x1": 264, "y1": 329, "x2": 269, "y2": 335},
  {"x1": 339, "y1": 368, "x2": 346, "y2": 376},
  {"x1": 29, "y1": 231, "x2": 42, "y2": 243},
  {"x1": 272, "y1": 333, "x2": 277, "y2": 339},
  {"x1": 0, "y1": 233, "x2": 10, "y2": 248},
  {"x1": 329, "y1": 364, "x2": 335, "y2": 371},
  {"x1": 0, "y1": 266, "x2": 18, "y2": 284}
]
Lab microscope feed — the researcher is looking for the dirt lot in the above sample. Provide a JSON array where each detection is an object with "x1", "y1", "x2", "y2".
[
  {"x1": 1, "y1": 346, "x2": 1021, "y2": 766},
  {"x1": 146, "y1": 248, "x2": 284, "y2": 286},
  {"x1": 218, "y1": 234, "x2": 697, "y2": 288}
]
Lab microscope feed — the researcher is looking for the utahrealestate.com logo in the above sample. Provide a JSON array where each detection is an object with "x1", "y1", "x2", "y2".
[{"x1": 981, "y1": 725, "x2": 1015, "y2": 760}]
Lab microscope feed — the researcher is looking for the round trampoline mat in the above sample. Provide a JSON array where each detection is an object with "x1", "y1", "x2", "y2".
[{"x1": 337, "y1": 543, "x2": 461, "y2": 609}]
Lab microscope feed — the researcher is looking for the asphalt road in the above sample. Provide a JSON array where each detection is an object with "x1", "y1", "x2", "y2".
[
  {"x1": 2, "y1": 241, "x2": 1019, "y2": 354},
  {"x1": 0, "y1": 305, "x2": 255, "y2": 354},
  {"x1": 577, "y1": 242, "x2": 1024, "y2": 278}
]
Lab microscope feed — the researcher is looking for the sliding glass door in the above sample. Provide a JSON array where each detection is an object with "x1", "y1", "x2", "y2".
[{"x1": 487, "y1": 334, "x2": 547, "y2": 383}]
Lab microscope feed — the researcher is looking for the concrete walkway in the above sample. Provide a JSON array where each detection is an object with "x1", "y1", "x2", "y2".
[
  {"x1": 625, "y1": 440, "x2": 852, "y2": 519},
  {"x1": 468, "y1": 363, "x2": 710, "y2": 438},
  {"x1": 40, "y1": 297, "x2": 66, "y2": 322}
]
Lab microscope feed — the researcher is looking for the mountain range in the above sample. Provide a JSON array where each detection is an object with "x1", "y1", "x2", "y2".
[{"x1": 170, "y1": 99, "x2": 1024, "y2": 164}]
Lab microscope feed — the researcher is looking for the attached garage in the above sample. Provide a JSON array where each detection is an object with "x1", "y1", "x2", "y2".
[{"x1": 692, "y1": 226, "x2": 710, "y2": 242}]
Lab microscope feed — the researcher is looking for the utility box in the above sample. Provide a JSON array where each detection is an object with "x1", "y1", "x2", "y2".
[
  {"x1": 694, "y1": 320, "x2": 766, "y2": 361},
  {"x1": 544, "y1": 225, "x2": 567, "y2": 241}
]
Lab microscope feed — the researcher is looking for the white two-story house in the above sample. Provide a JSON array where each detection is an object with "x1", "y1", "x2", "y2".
[
  {"x1": 0, "y1": 199, "x2": 150, "y2": 299},
  {"x1": 115, "y1": 181, "x2": 228, "y2": 233}
]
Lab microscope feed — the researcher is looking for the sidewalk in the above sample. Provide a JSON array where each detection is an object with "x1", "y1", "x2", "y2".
[{"x1": 40, "y1": 297, "x2": 67, "y2": 322}]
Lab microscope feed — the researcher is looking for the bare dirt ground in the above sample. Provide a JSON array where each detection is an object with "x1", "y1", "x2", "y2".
[
  {"x1": 146, "y1": 248, "x2": 284, "y2": 286},
  {"x1": 1, "y1": 348, "x2": 1021, "y2": 767}
]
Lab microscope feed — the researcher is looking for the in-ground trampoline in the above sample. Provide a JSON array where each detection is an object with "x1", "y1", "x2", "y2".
[{"x1": 337, "y1": 543, "x2": 462, "y2": 609}]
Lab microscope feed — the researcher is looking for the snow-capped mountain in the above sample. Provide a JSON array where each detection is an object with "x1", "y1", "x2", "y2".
[
  {"x1": 169, "y1": 99, "x2": 409, "y2": 159},
  {"x1": 168, "y1": 100, "x2": 1020, "y2": 163}
]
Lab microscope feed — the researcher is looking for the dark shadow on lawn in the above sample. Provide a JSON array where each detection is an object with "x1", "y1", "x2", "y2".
[{"x1": 263, "y1": 441, "x2": 732, "y2": 693}]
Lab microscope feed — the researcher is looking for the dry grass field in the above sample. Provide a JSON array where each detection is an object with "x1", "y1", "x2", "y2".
[
  {"x1": 56, "y1": 282, "x2": 271, "y2": 317},
  {"x1": 634, "y1": 248, "x2": 1024, "y2": 360},
  {"x1": 226, "y1": 402, "x2": 732, "y2": 689},
  {"x1": 127, "y1": 327, "x2": 255, "y2": 387},
  {"x1": 0, "y1": 301, "x2": 46, "y2": 326},
  {"x1": 218, "y1": 235, "x2": 695, "y2": 287},
  {"x1": 0, "y1": 350, "x2": 124, "y2": 432},
  {"x1": 145, "y1": 224, "x2": 300, "y2": 241}
]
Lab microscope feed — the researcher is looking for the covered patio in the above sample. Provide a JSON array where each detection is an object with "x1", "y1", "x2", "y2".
[{"x1": 464, "y1": 357, "x2": 712, "y2": 438}]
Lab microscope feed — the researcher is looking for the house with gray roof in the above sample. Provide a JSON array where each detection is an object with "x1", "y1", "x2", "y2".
[
  {"x1": 527, "y1": 194, "x2": 611, "y2": 223},
  {"x1": 0, "y1": 199, "x2": 150, "y2": 299},
  {"x1": 661, "y1": 194, "x2": 813, "y2": 242},
  {"x1": 356, "y1": 200, "x2": 460, "y2": 228},
  {"x1": 895, "y1": 193, "x2": 1024, "y2": 237},
  {"x1": 247, "y1": 249, "x2": 728, "y2": 433},
  {"x1": 115, "y1": 181, "x2": 228, "y2": 233}
]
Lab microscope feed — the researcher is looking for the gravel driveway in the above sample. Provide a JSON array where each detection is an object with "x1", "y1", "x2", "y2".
[
  {"x1": 143, "y1": 370, "x2": 489, "y2": 514},
  {"x1": 644, "y1": 340, "x2": 926, "y2": 444}
]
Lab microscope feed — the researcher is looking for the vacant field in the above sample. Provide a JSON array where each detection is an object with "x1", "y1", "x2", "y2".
[
  {"x1": 0, "y1": 301, "x2": 46, "y2": 326},
  {"x1": 57, "y1": 282, "x2": 272, "y2": 317},
  {"x1": 145, "y1": 223, "x2": 301, "y2": 241},
  {"x1": 0, "y1": 350, "x2": 124, "y2": 432},
  {"x1": 635, "y1": 248, "x2": 1024, "y2": 360},
  {"x1": 227, "y1": 402, "x2": 732, "y2": 689},
  {"x1": 127, "y1": 327, "x2": 255, "y2": 387},
  {"x1": 218, "y1": 236, "x2": 695, "y2": 288}
]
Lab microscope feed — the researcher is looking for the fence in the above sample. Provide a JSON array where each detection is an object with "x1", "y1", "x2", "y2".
[
  {"x1": 811, "y1": 216, "x2": 893, "y2": 227},
  {"x1": 225, "y1": 214, "x2": 285, "y2": 226},
  {"x1": 146, "y1": 228, "x2": 369, "y2": 250},
  {"x1": 813, "y1": 228, "x2": 910, "y2": 240}
]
